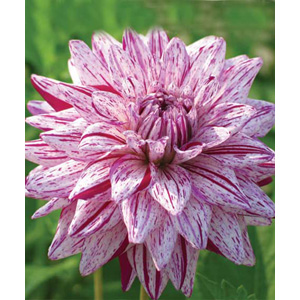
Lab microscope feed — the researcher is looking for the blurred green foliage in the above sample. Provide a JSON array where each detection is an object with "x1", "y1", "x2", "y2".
[{"x1": 25, "y1": 0, "x2": 275, "y2": 299}]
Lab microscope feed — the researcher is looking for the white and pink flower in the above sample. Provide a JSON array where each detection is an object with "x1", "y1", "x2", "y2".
[{"x1": 25, "y1": 28, "x2": 275, "y2": 299}]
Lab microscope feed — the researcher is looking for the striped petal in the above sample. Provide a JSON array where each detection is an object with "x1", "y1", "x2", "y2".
[
  {"x1": 48, "y1": 202, "x2": 84, "y2": 260},
  {"x1": 26, "y1": 160, "x2": 85, "y2": 200},
  {"x1": 92, "y1": 91, "x2": 129, "y2": 125},
  {"x1": 110, "y1": 154, "x2": 152, "y2": 202},
  {"x1": 119, "y1": 252, "x2": 136, "y2": 292},
  {"x1": 69, "y1": 200, "x2": 121, "y2": 237},
  {"x1": 167, "y1": 236, "x2": 200, "y2": 297},
  {"x1": 127, "y1": 244, "x2": 169, "y2": 300},
  {"x1": 31, "y1": 75, "x2": 72, "y2": 111},
  {"x1": 147, "y1": 28, "x2": 169, "y2": 60},
  {"x1": 146, "y1": 215, "x2": 178, "y2": 270},
  {"x1": 173, "y1": 142, "x2": 203, "y2": 164},
  {"x1": 79, "y1": 222, "x2": 128, "y2": 276},
  {"x1": 161, "y1": 37, "x2": 190, "y2": 88},
  {"x1": 69, "y1": 156, "x2": 117, "y2": 201},
  {"x1": 171, "y1": 195, "x2": 212, "y2": 249},
  {"x1": 242, "y1": 98, "x2": 275, "y2": 137},
  {"x1": 32, "y1": 198, "x2": 69, "y2": 219},
  {"x1": 208, "y1": 207, "x2": 245, "y2": 264},
  {"x1": 69, "y1": 40, "x2": 112, "y2": 86},
  {"x1": 79, "y1": 122, "x2": 126, "y2": 152},
  {"x1": 149, "y1": 164, "x2": 192, "y2": 215},
  {"x1": 26, "y1": 108, "x2": 80, "y2": 131},
  {"x1": 27, "y1": 100, "x2": 55, "y2": 115},
  {"x1": 120, "y1": 191, "x2": 164, "y2": 243},
  {"x1": 184, "y1": 155, "x2": 250, "y2": 209},
  {"x1": 25, "y1": 139, "x2": 68, "y2": 167}
]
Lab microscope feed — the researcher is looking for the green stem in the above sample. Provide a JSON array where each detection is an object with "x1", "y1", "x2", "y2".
[
  {"x1": 140, "y1": 284, "x2": 149, "y2": 300},
  {"x1": 94, "y1": 268, "x2": 103, "y2": 300}
]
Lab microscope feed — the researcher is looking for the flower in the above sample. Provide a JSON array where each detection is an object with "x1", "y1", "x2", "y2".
[{"x1": 25, "y1": 28, "x2": 275, "y2": 299}]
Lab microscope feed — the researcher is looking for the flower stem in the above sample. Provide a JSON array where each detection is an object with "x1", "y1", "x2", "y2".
[
  {"x1": 140, "y1": 284, "x2": 149, "y2": 300},
  {"x1": 93, "y1": 268, "x2": 103, "y2": 300}
]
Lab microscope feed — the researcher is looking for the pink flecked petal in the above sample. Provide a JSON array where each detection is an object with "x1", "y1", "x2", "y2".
[
  {"x1": 108, "y1": 44, "x2": 146, "y2": 95},
  {"x1": 237, "y1": 176, "x2": 275, "y2": 218},
  {"x1": 26, "y1": 160, "x2": 86, "y2": 200},
  {"x1": 216, "y1": 57, "x2": 263, "y2": 104},
  {"x1": 27, "y1": 100, "x2": 55, "y2": 115},
  {"x1": 185, "y1": 37, "x2": 225, "y2": 94},
  {"x1": 25, "y1": 139, "x2": 69, "y2": 167},
  {"x1": 110, "y1": 154, "x2": 152, "y2": 202},
  {"x1": 48, "y1": 202, "x2": 84, "y2": 260},
  {"x1": 195, "y1": 126, "x2": 230, "y2": 150},
  {"x1": 238, "y1": 216, "x2": 255, "y2": 266},
  {"x1": 184, "y1": 155, "x2": 250, "y2": 209},
  {"x1": 127, "y1": 244, "x2": 169, "y2": 300},
  {"x1": 245, "y1": 216, "x2": 272, "y2": 226},
  {"x1": 147, "y1": 28, "x2": 169, "y2": 60},
  {"x1": 145, "y1": 216, "x2": 178, "y2": 270},
  {"x1": 166, "y1": 236, "x2": 200, "y2": 296},
  {"x1": 138, "y1": 110, "x2": 160, "y2": 140},
  {"x1": 58, "y1": 83, "x2": 101, "y2": 122},
  {"x1": 69, "y1": 40, "x2": 112, "y2": 86},
  {"x1": 123, "y1": 131, "x2": 146, "y2": 155},
  {"x1": 92, "y1": 91, "x2": 129, "y2": 125},
  {"x1": 26, "y1": 108, "x2": 80, "y2": 131},
  {"x1": 69, "y1": 156, "x2": 118, "y2": 201},
  {"x1": 31, "y1": 198, "x2": 69, "y2": 219},
  {"x1": 31, "y1": 75, "x2": 73, "y2": 111},
  {"x1": 173, "y1": 142, "x2": 203, "y2": 164},
  {"x1": 119, "y1": 252, "x2": 136, "y2": 292},
  {"x1": 123, "y1": 29, "x2": 156, "y2": 85},
  {"x1": 69, "y1": 200, "x2": 121, "y2": 237},
  {"x1": 205, "y1": 133, "x2": 275, "y2": 168},
  {"x1": 171, "y1": 195, "x2": 212, "y2": 249},
  {"x1": 146, "y1": 137, "x2": 168, "y2": 163},
  {"x1": 120, "y1": 191, "x2": 164, "y2": 243},
  {"x1": 92, "y1": 31, "x2": 122, "y2": 69},
  {"x1": 79, "y1": 122, "x2": 126, "y2": 152},
  {"x1": 68, "y1": 59, "x2": 81, "y2": 85},
  {"x1": 161, "y1": 37, "x2": 190, "y2": 88},
  {"x1": 150, "y1": 164, "x2": 191, "y2": 215},
  {"x1": 225, "y1": 55, "x2": 249, "y2": 69},
  {"x1": 208, "y1": 207, "x2": 245, "y2": 264},
  {"x1": 242, "y1": 98, "x2": 275, "y2": 137},
  {"x1": 80, "y1": 222, "x2": 128, "y2": 276},
  {"x1": 199, "y1": 103, "x2": 256, "y2": 135}
]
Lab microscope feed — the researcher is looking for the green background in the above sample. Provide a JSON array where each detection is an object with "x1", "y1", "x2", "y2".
[{"x1": 25, "y1": 0, "x2": 275, "y2": 299}]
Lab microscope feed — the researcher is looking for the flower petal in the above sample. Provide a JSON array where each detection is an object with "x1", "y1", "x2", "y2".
[
  {"x1": 79, "y1": 122, "x2": 126, "y2": 152},
  {"x1": 110, "y1": 154, "x2": 152, "y2": 202},
  {"x1": 31, "y1": 198, "x2": 69, "y2": 219},
  {"x1": 161, "y1": 37, "x2": 190, "y2": 88},
  {"x1": 150, "y1": 164, "x2": 192, "y2": 215},
  {"x1": 31, "y1": 75, "x2": 72, "y2": 111},
  {"x1": 242, "y1": 98, "x2": 275, "y2": 137},
  {"x1": 69, "y1": 200, "x2": 121, "y2": 237},
  {"x1": 184, "y1": 155, "x2": 250, "y2": 209},
  {"x1": 119, "y1": 252, "x2": 136, "y2": 292},
  {"x1": 145, "y1": 215, "x2": 178, "y2": 270},
  {"x1": 48, "y1": 202, "x2": 84, "y2": 260},
  {"x1": 69, "y1": 40, "x2": 112, "y2": 86},
  {"x1": 26, "y1": 160, "x2": 85, "y2": 200},
  {"x1": 27, "y1": 100, "x2": 55, "y2": 115},
  {"x1": 127, "y1": 244, "x2": 169, "y2": 300},
  {"x1": 120, "y1": 191, "x2": 164, "y2": 243},
  {"x1": 25, "y1": 139, "x2": 68, "y2": 167},
  {"x1": 208, "y1": 207, "x2": 245, "y2": 264},
  {"x1": 69, "y1": 156, "x2": 118, "y2": 201},
  {"x1": 173, "y1": 142, "x2": 203, "y2": 164},
  {"x1": 79, "y1": 222, "x2": 128, "y2": 276},
  {"x1": 146, "y1": 137, "x2": 168, "y2": 163},
  {"x1": 171, "y1": 195, "x2": 212, "y2": 249},
  {"x1": 26, "y1": 108, "x2": 80, "y2": 131},
  {"x1": 147, "y1": 28, "x2": 169, "y2": 60},
  {"x1": 92, "y1": 91, "x2": 129, "y2": 125}
]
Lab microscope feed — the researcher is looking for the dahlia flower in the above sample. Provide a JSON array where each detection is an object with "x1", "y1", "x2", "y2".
[{"x1": 25, "y1": 28, "x2": 275, "y2": 299}]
